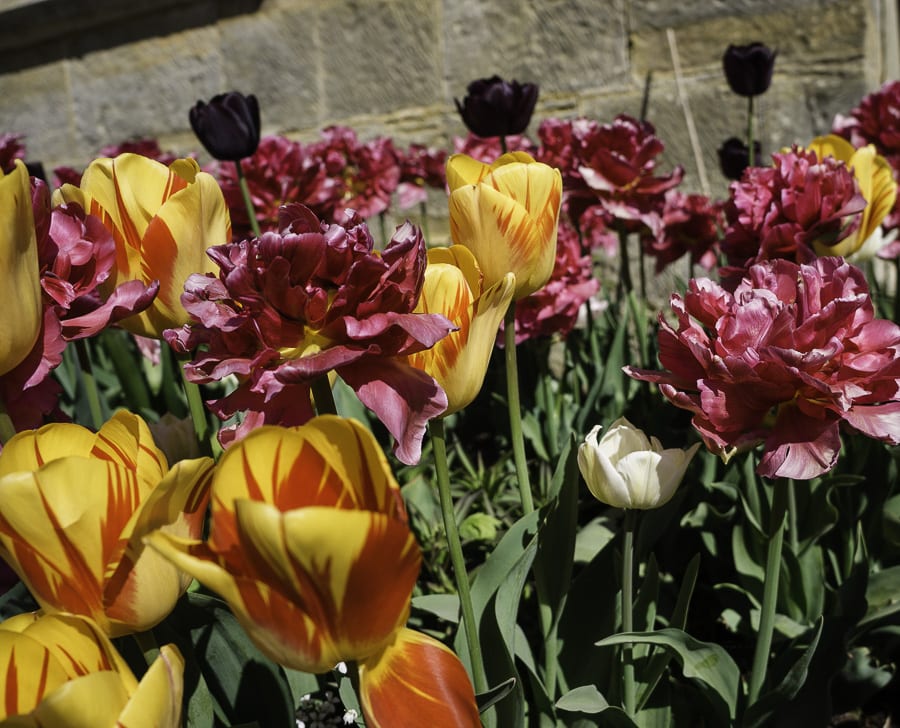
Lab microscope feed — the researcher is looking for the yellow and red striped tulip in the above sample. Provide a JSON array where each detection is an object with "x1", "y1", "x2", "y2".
[
  {"x1": 0, "y1": 160, "x2": 41, "y2": 377},
  {"x1": 0, "y1": 411, "x2": 214, "y2": 637},
  {"x1": 54, "y1": 153, "x2": 231, "y2": 338},
  {"x1": 0, "y1": 612, "x2": 183, "y2": 727},
  {"x1": 146, "y1": 415, "x2": 479, "y2": 728},
  {"x1": 447, "y1": 151, "x2": 562, "y2": 300},
  {"x1": 806, "y1": 134, "x2": 898, "y2": 260},
  {"x1": 408, "y1": 245, "x2": 515, "y2": 415}
]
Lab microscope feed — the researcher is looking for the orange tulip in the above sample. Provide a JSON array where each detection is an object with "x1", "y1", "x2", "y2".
[
  {"x1": 447, "y1": 151, "x2": 562, "y2": 300},
  {"x1": 54, "y1": 153, "x2": 231, "y2": 338},
  {"x1": 0, "y1": 411, "x2": 214, "y2": 636},
  {"x1": 0, "y1": 612, "x2": 183, "y2": 727},
  {"x1": 408, "y1": 245, "x2": 514, "y2": 415},
  {"x1": 0, "y1": 160, "x2": 41, "y2": 377},
  {"x1": 146, "y1": 415, "x2": 479, "y2": 727}
]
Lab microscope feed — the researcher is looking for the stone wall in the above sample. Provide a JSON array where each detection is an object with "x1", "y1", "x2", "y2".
[{"x1": 0, "y1": 0, "x2": 896, "y2": 202}]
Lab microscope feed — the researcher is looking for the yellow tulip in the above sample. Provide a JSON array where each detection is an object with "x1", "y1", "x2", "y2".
[
  {"x1": 0, "y1": 160, "x2": 41, "y2": 377},
  {"x1": 54, "y1": 154, "x2": 231, "y2": 338},
  {"x1": 408, "y1": 246, "x2": 514, "y2": 415},
  {"x1": 0, "y1": 612, "x2": 183, "y2": 727},
  {"x1": 447, "y1": 152, "x2": 562, "y2": 300},
  {"x1": 0, "y1": 411, "x2": 214, "y2": 636},
  {"x1": 146, "y1": 415, "x2": 479, "y2": 727},
  {"x1": 806, "y1": 134, "x2": 897, "y2": 260}
]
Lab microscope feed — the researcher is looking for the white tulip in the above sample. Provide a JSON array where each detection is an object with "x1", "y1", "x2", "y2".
[{"x1": 577, "y1": 418, "x2": 700, "y2": 509}]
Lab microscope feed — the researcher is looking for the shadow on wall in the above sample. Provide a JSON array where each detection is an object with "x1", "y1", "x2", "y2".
[{"x1": 0, "y1": 0, "x2": 263, "y2": 73}]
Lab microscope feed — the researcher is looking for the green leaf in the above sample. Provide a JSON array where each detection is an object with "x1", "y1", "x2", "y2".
[
  {"x1": 597, "y1": 628, "x2": 740, "y2": 724},
  {"x1": 411, "y1": 593, "x2": 460, "y2": 624},
  {"x1": 459, "y1": 512, "x2": 502, "y2": 542},
  {"x1": 556, "y1": 686, "x2": 638, "y2": 727},
  {"x1": 859, "y1": 565, "x2": 900, "y2": 629},
  {"x1": 477, "y1": 677, "x2": 517, "y2": 713},
  {"x1": 154, "y1": 591, "x2": 296, "y2": 727},
  {"x1": 741, "y1": 617, "x2": 823, "y2": 728}
]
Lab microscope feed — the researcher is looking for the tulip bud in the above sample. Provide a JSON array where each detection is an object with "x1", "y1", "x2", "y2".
[
  {"x1": 577, "y1": 418, "x2": 700, "y2": 510},
  {"x1": 454, "y1": 75, "x2": 539, "y2": 138},
  {"x1": 722, "y1": 43, "x2": 777, "y2": 97},
  {"x1": 189, "y1": 91, "x2": 261, "y2": 161},
  {"x1": 718, "y1": 137, "x2": 762, "y2": 180}
]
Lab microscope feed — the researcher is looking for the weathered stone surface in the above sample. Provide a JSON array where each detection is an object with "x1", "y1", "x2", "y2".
[
  {"x1": 318, "y1": 0, "x2": 444, "y2": 118},
  {"x1": 218, "y1": 8, "x2": 321, "y2": 131},
  {"x1": 68, "y1": 27, "x2": 224, "y2": 155},
  {"x1": 0, "y1": 0, "x2": 887, "y2": 190},
  {"x1": 0, "y1": 63, "x2": 75, "y2": 166}
]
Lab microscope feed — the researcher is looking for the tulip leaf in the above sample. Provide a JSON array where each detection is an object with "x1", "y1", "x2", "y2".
[
  {"x1": 742, "y1": 617, "x2": 823, "y2": 728},
  {"x1": 556, "y1": 685, "x2": 638, "y2": 727},
  {"x1": 155, "y1": 591, "x2": 296, "y2": 728},
  {"x1": 476, "y1": 677, "x2": 517, "y2": 713},
  {"x1": 858, "y1": 564, "x2": 900, "y2": 629},
  {"x1": 596, "y1": 628, "x2": 739, "y2": 724},
  {"x1": 0, "y1": 580, "x2": 38, "y2": 620},
  {"x1": 411, "y1": 593, "x2": 460, "y2": 624}
]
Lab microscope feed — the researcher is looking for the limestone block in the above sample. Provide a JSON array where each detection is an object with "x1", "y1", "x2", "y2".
[
  {"x1": 631, "y1": 0, "x2": 869, "y2": 76},
  {"x1": 318, "y1": 0, "x2": 443, "y2": 118},
  {"x1": 0, "y1": 62, "x2": 76, "y2": 167},
  {"x1": 630, "y1": 0, "x2": 831, "y2": 30},
  {"x1": 218, "y1": 8, "x2": 321, "y2": 132},
  {"x1": 68, "y1": 27, "x2": 225, "y2": 155}
]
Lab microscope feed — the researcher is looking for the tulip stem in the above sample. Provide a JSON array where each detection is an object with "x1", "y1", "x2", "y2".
[
  {"x1": 430, "y1": 418, "x2": 489, "y2": 696},
  {"x1": 419, "y1": 200, "x2": 431, "y2": 243},
  {"x1": 747, "y1": 481, "x2": 788, "y2": 704},
  {"x1": 75, "y1": 338, "x2": 105, "y2": 431},
  {"x1": 500, "y1": 135, "x2": 508, "y2": 155},
  {"x1": 746, "y1": 95, "x2": 755, "y2": 170},
  {"x1": 235, "y1": 160, "x2": 262, "y2": 239},
  {"x1": 0, "y1": 397, "x2": 16, "y2": 444},
  {"x1": 621, "y1": 509, "x2": 637, "y2": 717},
  {"x1": 504, "y1": 304, "x2": 535, "y2": 514},
  {"x1": 787, "y1": 478, "x2": 799, "y2": 554},
  {"x1": 616, "y1": 228, "x2": 633, "y2": 304},
  {"x1": 133, "y1": 629, "x2": 161, "y2": 669},
  {"x1": 311, "y1": 376, "x2": 338, "y2": 416},
  {"x1": 177, "y1": 357, "x2": 212, "y2": 458}
]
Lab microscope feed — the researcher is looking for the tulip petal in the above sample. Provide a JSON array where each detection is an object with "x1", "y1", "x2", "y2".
[
  {"x1": 30, "y1": 671, "x2": 131, "y2": 726},
  {"x1": 91, "y1": 411, "x2": 168, "y2": 495},
  {"x1": 0, "y1": 424, "x2": 96, "y2": 477},
  {"x1": 0, "y1": 160, "x2": 41, "y2": 377},
  {"x1": 117, "y1": 645, "x2": 184, "y2": 728},
  {"x1": 359, "y1": 628, "x2": 480, "y2": 728}
]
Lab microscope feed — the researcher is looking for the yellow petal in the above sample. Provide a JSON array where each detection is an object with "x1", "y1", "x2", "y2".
[
  {"x1": 92, "y1": 411, "x2": 168, "y2": 496},
  {"x1": 0, "y1": 424, "x2": 96, "y2": 478},
  {"x1": 29, "y1": 672, "x2": 131, "y2": 727},
  {"x1": 116, "y1": 645, "x2": 184, "y2": 728},
  {"x1": 449, "y1": 179, "x2": 558, "y2": 298},
  {"x1": 0, "y1": 629, "x2": 72, "y2": 718},
  {"x1": 806, "y1": 134, "x2": 857, "y2": 164},
  {"x1": 359, "y1": 628, "x2": 481, "y2": 728},
  {"x1": 0, "y1": 160, "x2": 41, "y2": 377}
]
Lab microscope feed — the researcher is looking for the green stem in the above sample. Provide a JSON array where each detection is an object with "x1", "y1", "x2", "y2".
[
  {"x1": 311, "y1": 375, "x2": 338, "y2": 416},
  {"x1": 747, "y1": 481, "x2": 788, "y2": 703},
  {"x1": 133, "y1": 629, "x2": 160, "y2": 669},
  {"x1": 75, "y1": 338, "x2": 105, "y2": 430},
  {"x1": 235, "y1": 160, "x2": 262, "y2": 239},
  {"x1": 787, "y1": 478, "x2": 799, "y2": 554},
  {"x1": 504, "y1": 304, "x2": 534, "y2": 514},
  {"x1": 419, "y1": 200, "x2": 431, "y2": 243},
  {"x1": 0, "y1": 395, "x2": 16, "y2": 444},
  {"x1": 430, "y1": 418, "x2": 488, "y2": 695},
  {"x1": 499, "y1": 135, "x2": 508, "y2": 155},
  {"x1": 617, "y1": 228, "x2": 633, "y2": 304},
  {"x1": 746, "y1": 95, "x2": 756, "y2": 168},
  {"x1": 177, "y1": 358, "x2": 212, "y2": 458},
  {"x1": 622, "y1": 509, "x2": 637, "y2": 717}
]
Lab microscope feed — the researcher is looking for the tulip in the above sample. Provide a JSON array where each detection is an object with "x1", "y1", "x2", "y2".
[
  {"x1": 447, "y1": 151, "x2": 562, "y2": 300},
  {"x1": 146, "y1": 415, "x2": 479, "y2": 727},
  {"x1": 54, "y1": 153, "x2": 231, "y2": 338},
  {"x1": 806, "y1": 134, "x2": 898, "y2": 259},
  {"x1": 717, "y1": 136, "x2": 762, "y2": 180},
  {"x1": 189, "y1": 91, "x2": 261, "y2": 162},
  {"x1": 0, "y1": 612, "x2": 183, "y2": 727},
  {"x1": 454, "y1": 75, "x2": 539, "y2": 138},
  {"x1": 0, "y1": 160, "x2": 41, "y2": 377},
  {"x1": 578, "y1": 418, "x2": 700, "y2": 509},
  {"x1": 408, "y1": 246, "x2": 515, "y2": 415},
  {"x1": 722, "y1": 42, "x2": 777, "y2": 97},
  {"x1": 0, "y1": 411, "x2": 214, "y2": 636}
]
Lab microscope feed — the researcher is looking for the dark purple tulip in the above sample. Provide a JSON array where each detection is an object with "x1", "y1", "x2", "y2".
[
  {"x1": 189, "y1": 91, "x2": 261, "y2": 161},
  {"x1": 454, "y1": 75, "x2": 539, "y2": 138},
  {"x1": 718, "y1": 137, "x2": 762, "y2": 180},
  {"x1": 722, "y1": 43, "x2": 776, "y2": 97}
]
